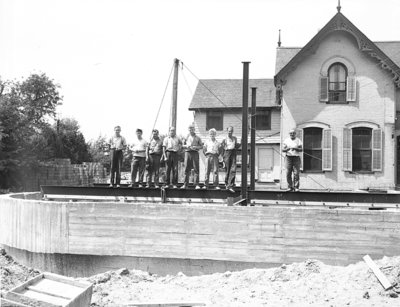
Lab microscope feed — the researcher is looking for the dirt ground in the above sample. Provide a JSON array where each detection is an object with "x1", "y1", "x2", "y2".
[{"x1": 1, "y1": 248, "x2": 400, "y2": 306}]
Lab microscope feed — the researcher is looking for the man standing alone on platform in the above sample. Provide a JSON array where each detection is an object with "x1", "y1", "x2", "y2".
[
  {"x1": 162, "y1": 127, "x2": 181, "y2": 188},
  {"x1": 221, "y1": 126, "x2": 240, "y2": 193},
  {"x1": 146, "y1": 129, "x2": 163, "y2": 188},
  {"x1": 181, "y1": 124, "x2": 203, "y2": 189},
  {"x1": 129, "y1": 129, "x2": 148, "y2": 188},
  {"x1": 108, "y1": 125, "x2": 127, "y2": 188},
  {"x1": 282, "y1": 129, "x2": 303, "y2": 192}
]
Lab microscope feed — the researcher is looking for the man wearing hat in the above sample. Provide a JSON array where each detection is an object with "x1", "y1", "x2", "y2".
[{"x1": 146, "y1": 129, "x2": 163, "y2": 188}]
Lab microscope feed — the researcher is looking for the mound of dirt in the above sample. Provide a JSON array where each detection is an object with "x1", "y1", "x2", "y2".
[
  {"x1": 2, "y1": 248, "x2": 400, "y2": 306},
  {"x1": 0, "y1": 249, "x2": 41, "y2": 298}
]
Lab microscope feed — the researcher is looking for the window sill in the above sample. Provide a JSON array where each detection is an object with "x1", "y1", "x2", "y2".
[
  {"x1": 301, "y1": 170, "x2": 324, "y2": 173},
  {"x1": 348, "y1": 171, "x2": 375, "y2": 174}
]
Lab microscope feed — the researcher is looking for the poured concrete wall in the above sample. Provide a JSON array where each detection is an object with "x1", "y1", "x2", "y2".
[{"x1": 1, "y1": 192, "x2": 400, "y2": 277}]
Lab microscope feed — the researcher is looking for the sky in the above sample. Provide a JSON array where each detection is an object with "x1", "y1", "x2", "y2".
[{"x1": 1, "y1": 0, "x2": 400, "y2": 143}]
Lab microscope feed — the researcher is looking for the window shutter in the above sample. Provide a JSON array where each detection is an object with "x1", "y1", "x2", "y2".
[
  {"x1": 319, "y1": 77, "x2": 329, "y2": 102},
  {"x1": 346, "y1": 76, "x2": 357, "y2": 102},
  {"x1": 372, "y1": 129, "x2": 382, "y2": 171},
  {"x1": 343, "y1": 127, "x2": 352, "y2": 171},
  {"x1": 322, "y1": 129, "x2": 332, "y2": 171},
  {"x1": 295, "y1": 128, "x2": 303, "y2": 171}
]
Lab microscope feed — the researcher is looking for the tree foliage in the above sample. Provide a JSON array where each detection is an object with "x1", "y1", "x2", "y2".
[{"x1": 0, "y1": 73, "x2": 91, "y2": 190}]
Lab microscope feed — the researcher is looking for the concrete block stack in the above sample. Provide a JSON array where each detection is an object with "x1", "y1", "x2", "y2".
[{"x1": 22, "y1": 159, "x2": 108, "y2": 191}]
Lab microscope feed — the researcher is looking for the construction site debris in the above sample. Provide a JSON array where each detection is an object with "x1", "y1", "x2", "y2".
[{"x1": 2, "y1": 249, "x2": 400, "y2": 306}]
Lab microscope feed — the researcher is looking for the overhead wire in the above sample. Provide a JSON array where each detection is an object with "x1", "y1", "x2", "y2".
[
  {"x1": 149, "y1": 61, "x2": 175, "y2": 142},
  {"x1": 182, "y1": 61, "x2": 330, "y2": 189}
]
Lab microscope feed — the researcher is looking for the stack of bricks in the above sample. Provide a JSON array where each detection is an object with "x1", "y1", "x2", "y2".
[{"x1": 23, "y1": 159, "x2": 108, "y2": 191}]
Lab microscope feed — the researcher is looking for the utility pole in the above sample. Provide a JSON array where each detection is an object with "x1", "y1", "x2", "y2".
[
  {"x1": 241, "y1": 62, "x2": 250, "y2": 205},
  {"x1": 170, "y1": 58, "x2": 179, "y2": 130}
]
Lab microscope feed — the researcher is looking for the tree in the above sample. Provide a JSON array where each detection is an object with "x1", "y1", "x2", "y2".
[
  {"x1": 88, "y1": 135, "x2": 132, "y2": 172},
  {"x1": 0, "y1": 74, "x2": 62, "y2": 189}
]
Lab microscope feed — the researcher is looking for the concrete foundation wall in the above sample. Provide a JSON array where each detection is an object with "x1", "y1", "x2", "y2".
[{"x1": 1, "y1": 192, "x2": 400, "y2": 277}]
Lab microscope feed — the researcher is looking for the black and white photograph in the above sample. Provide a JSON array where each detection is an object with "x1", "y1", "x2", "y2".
[{"x1": 1, "y1": 0, "x2": 400, "y2": 306}]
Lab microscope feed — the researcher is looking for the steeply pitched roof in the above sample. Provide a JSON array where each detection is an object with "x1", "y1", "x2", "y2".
[
  {"x1": 189, "y1": 79, "x2": 276, "y2": 110},
  {"x1": 374, "y1": 41, "x2": 400, "y2": 68},
  {"x1": 274, "y1": 12, "x2": 400, "y2": 88},
  {"x1": 276, "y1": 42, "x2": 400, "y2": 75},
  {"x1": 275, "y1": 47, "x2": 301, "y2": 74}
]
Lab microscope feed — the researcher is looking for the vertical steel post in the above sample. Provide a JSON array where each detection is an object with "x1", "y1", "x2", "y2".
[
  {"x1": 170, "y1": 58, "x2": 179, "y2": 130},
  {"x1": 241, "y1": 62, "x2": 250, "y2": 205},
  {"x1": 250, "y1": 87, "x2": 257, "y2": 191}
]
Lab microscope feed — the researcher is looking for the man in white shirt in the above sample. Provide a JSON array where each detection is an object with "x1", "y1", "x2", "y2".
[
  {"x1": 221, "y1": 126, "x2": 240, "y2": 192},
  {"x1": 129, "y1": 129, "x2": 148, "y2": 188},
  {"x1": 181, "y1": 124, "x2": 203, "y2": 189},
  {"x1": 282, "y1": 129, "x2": 303, "y2": 192},
  {"x1": 108, "y1": 126, "x2": 127, "y2": 188},
  {"x1": 162, "y1": 127, "x2": 181, "y2": 188},
  {"x1": 203, "y1": 128, "x2": 221, "y2": 189}
]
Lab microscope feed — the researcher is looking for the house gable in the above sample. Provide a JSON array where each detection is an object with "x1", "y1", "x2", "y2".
[{"x1": 274, "y1": 12, "x2": 400, "y2": 88}]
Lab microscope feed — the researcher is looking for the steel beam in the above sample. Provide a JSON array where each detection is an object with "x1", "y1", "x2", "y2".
[{"x1": 41, "y1": 185, "x2": 400, "y2": 206}]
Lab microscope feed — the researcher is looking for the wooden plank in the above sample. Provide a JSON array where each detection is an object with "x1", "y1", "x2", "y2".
[
  {"x1": 26, "y1": 286, "x2": 72, "y2": 300},
  {"x1": 0, "y1": 297, "x2": 30, "y2": 307},
  {"x1": 363, "y1": 255, "x2": 393, "y2": 290},
  {"x1": 5, "y1": 292, "x2": 59, "y2": 307}
]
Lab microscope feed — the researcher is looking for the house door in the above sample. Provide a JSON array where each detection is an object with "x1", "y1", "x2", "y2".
[
  {"x1": 397, "y1": 136, "x2": 400, "y2": 185},
  {"x1": 257, "y1": 148, "x2": 274, "y2": 182}
]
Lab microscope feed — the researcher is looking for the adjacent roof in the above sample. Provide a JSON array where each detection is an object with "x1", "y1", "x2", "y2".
[
  {"x1": 189, "y1": 79, "x2": 276, "y2": 110},
  {"x1": 274, "y1": 12, "x2": 400, "y2": 88}
]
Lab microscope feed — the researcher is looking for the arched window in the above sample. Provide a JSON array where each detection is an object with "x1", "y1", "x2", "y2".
[{"x1": 328, "y1": 63, "x2": 347, "y2": 103}]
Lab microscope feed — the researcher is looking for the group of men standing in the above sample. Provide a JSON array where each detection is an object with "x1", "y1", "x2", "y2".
[{"x1": 108, "y1": 124, "x2": 240, "y2": 192}]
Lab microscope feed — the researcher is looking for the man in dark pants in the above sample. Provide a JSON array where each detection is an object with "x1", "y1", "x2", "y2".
[
  {"x1": 162, "y1": 127, "x2": 181, "y2": 188},
  {"x1": 221, "y1": 126, "x2": 240, "y2": 193},
  {"x1": 282, "y1": 129, "x2": 303, "y2": 192},
  {"x1": 108, "y1": 126, "x2": 127, "y2": 188},
  {"x1": 146, "y1": 129, "x2": 163, "y2": 188},
  {"x1": 181, "y1": 124, "x2": 203, "y2": 189},
  {"x1": 130, "y1": 129, "x2": 148, "y2": 188}
]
